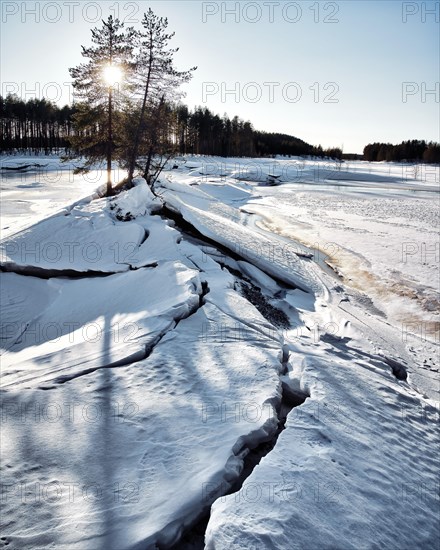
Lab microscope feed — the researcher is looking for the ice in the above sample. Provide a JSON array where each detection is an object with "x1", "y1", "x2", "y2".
[
  {"x1": 0, "y1": 154, "x2": 120, "y2": 238},
  {"x1": 160, "y1": 156, "x2": 439, "y2": 397},
  {"x1": 206, "y1": 337, "x2": 440, "y2": 550},
  {"x1": 0, "y1": 163, "x2": 286, "y2": 548},
  {"x1": 1, "y1": 155, "x2": 439, "y2": 549},
  {"x1": 162, "y1": 156, "x2": 440, "y2": 547},
  {"x1": 158, "y1": 178, "x2": 324, "y2": 295},
  {"x1": 0, "y1": 178, "x2": 161, "y2": 274},
  {"x1": 1, "y1": 262, "x2": 201, "y2": 390}
]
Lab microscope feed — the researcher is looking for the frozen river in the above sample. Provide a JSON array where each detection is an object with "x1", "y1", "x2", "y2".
[{"x1": 1, "y1": 154, "x2": 439, "y2": 549}]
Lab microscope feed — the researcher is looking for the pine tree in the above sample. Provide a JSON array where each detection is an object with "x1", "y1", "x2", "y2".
[
  {"x1": 69, "y1": 16, "x2": 135, "y2": 194},
  {"x1": 127, "y1": 8, "x2": 196, "y2": 184}
]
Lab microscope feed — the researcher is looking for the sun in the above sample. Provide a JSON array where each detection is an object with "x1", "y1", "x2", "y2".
[{"x1": 102, "y1": 64, "x2": 123, "y2": 86}]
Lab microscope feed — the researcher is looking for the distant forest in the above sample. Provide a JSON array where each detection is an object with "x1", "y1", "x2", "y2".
[
  {"x1": 363, "y1": 140, "x2": 440, "y2": 164},
  {"x1": 1, "y1": 95, "x2": 438, "y2": 163},
  {"x1": 0, "y1": 95, "x2": 339, "y2": 159}
]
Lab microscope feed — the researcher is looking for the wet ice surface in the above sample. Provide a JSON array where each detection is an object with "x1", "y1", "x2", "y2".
[
  {"x1": 251, "y1": 185, "x2": 439, "y2": 332},
  {"x1": 0, "y1": 156, "x2": 439, "y2": 549}
]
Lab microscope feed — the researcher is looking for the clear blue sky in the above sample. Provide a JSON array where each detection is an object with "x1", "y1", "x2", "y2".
[{"x1": 1, "y1": 0, "x2": 439, "y2": 153}]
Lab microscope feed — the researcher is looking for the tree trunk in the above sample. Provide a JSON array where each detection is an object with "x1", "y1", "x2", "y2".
[
  {"x1": 128, "y1": 37, "x2": 154, "y2": 182},
  {"x1": 143, "y1": 96, "x2": 164, "y2": 185},
  {"x1": 143, "y1": 144, "x2": 154, "y2": 183},
  {"x1": 106, "y1": 87, "x2": 113, "y2": 195}
]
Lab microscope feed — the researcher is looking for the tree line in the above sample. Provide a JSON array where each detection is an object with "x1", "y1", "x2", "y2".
[
  {"x1": 0, "y1": 95, "x2": 75, "y2": 153},
  {"x1": 363, "y1": 140, "x2": 440, "y2": 164},
  {"x1": 0, "y1": 94, "x2": 342, "y2": 160},
  {"x1": 166, "y1": 105, "x2": 342, "y2": 159},
  {"x1": 2, "y1": 89, "x2": 437, "y2": 168}
]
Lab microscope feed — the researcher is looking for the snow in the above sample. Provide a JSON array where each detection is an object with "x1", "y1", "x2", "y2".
[
  {"x1": 249, "y1": 187, "x2": 439, "y2": 330},
  {"x1": 0, "y1": 177, "x2": 161, "y2": 274},
  {"x1": 158, "y1": 177, "x2": 325, "y2": 295},
  {"x1": 0, "y1": 154, "x2": 127, "y2": 239},
  {"x1": 1, "y1": 291, "x2": 284, "y2": 549},
  {"x1": 207, "y1": 336, "x2": 440, "y2": 549},
  {"x1": 1, "y1": 155, "x2": 439, "y2": 549},
  {"x1": 159, "y1": 156, "x2": 439, "y2": 399},
  {"x1": 0, "y1": 161, "x2": 285, "y2": 548},
  {"x1": 1, "y1": 262, "x2": 201, "y2": 389}
]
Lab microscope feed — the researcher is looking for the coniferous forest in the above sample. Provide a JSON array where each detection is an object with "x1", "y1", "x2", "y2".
[
  {"x1": 0, "y1": 96, "x2": 75, "y2": 154},
  {"x1": 0, "y1": 94, "x2": 341, "y2": 160},
  {"x1": 2, "y1": 94, "x2": 438, "y2": 164},
  {"x1": 363, "y1": 140, "x2": 440, "y2": 163}
]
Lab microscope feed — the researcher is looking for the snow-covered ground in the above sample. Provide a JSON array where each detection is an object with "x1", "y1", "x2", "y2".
[
  {"x1": 0, "y1": 155, "x2": 127, "y2": 238},
  {"x1": 1, "y1": 155, "x2": 439, "y2": 549},
  {"x1": 160, "y1": 156, "x2": 439, "y2": 399}
]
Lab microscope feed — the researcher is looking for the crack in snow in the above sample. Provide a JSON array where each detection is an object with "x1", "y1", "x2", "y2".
[
  {"x1": 166, "y1": 347, "x2": 310, "y2": 550},
  {"x1": 36, "y1": 285, "x2": 210, "y2": 390}
]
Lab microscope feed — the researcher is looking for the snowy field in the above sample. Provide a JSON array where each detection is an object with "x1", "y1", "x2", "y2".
[{"x1": 0, "y1": 155, "x2": 439, "y2": 549}]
